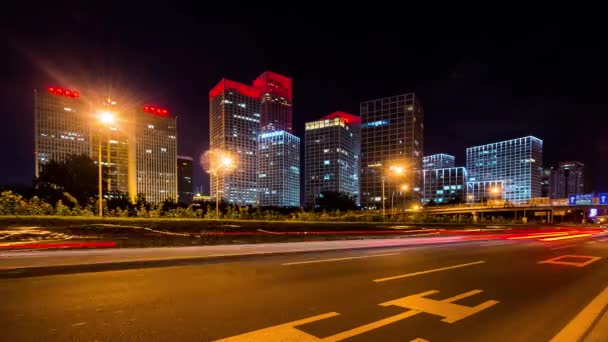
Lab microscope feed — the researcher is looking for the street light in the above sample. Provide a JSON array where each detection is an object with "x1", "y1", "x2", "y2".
[
  {"x1": 96, "y1": 110, "x2": 116, "y2": 217},
  {"x1": 207, "y1": 149, "x2": 237, "y2": 218},
  {"x1": 382, "y1": 164, "x2": 406, "y2": 217}
]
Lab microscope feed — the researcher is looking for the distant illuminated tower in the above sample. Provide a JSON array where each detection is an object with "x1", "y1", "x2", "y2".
[
  {"x1": 360, "y1": 93, "x2": 424, "y2": 209},
  {"x1": 549, "y1": 161, "x2": 585, "y2": 198},
  {"x1": 423, "y1": 154, "x2": 455, "y2": 170},
  {"x1": 177, "y1": 155, "x2": 194, "y2": 204},
  {"x1": 258, "y1": 131, "x2": 300, "y2": 207},
  {"x1": 304, "y1": 112, "x2": 360, "y2": 208},
  {"x1": 34, "y1": 87, "x2": 89, "y2": 177},
  {"x1": 209, "y1": 79, "x2": 261, "y2": 205},
  {"x1": 253, "y1": 71, "x2": 293, "y2": 133},
  {"x1": 133, "y1": 106, "x2": 178, "y2": 203}
]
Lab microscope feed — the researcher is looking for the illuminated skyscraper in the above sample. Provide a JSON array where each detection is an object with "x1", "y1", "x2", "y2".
[
  {"x1": 304, "y1": 112, "x2": 360, "y2": 208},
  {"x1": 34, "y1": 87, "x2": 89, "y2": 177},
  {"x1": 258, "y1": 131, "x2": 300, "y2": 207},
  {"x1": 253, "y1": 72, "x2": 293, "y2": 133},
  {"x1": 133, "y1": 106, "x2": 178, "y2": 203},
  {"x1": 423, "y1": 154, "x2": 455, "y2": 170},
  {"x1": 549, "y1": 161, "x2": 585, "y2": 198},
  {"x1": 209, "y1": 79, "x2": 261, "y2": 205},
  {"x1": 359, "y1": 93, "x2": 424, "y2": 209},
  {"x1": 466, "y1": 136, "x2": 543, "y2": 204},
  {"x1": 422, "y1": 167, "x2": 467, "y2": 204},
  {"x1": 177, "y1": 156, "x2": 194, "y2": 204}
]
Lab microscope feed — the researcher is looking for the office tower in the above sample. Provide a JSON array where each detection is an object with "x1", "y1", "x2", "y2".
[
  {"x1": 304, "y1": 112, "x2": 360, "y2": 208},
  {"x1": 133, "y1": 105, "x2": 178, "y2": 203},
  {"x1": 177, "y1": 155, "x2": 194, "y2": 204},
  {"x1": 466, "y1": 136, "x2": 543, "y2": 204},
  {"x1": 258, "y1": 131, "x2": 300, "y2": 207},
  {"x1": 359, "y1": 93, "x2": 424, "y2": 209},
  {"x1": 253, "y1": 72, "x2": 293, "y2": 133},
  {"x1": 423, "y1": 154, "x2": 455, "y2": 170},
  {"x1": 34, "y1": 87, "x2": 89, "y2": 177},
  {"x1": 549, "y1": 161, "x2": 585, "y2": 198},
  {"x1": 209, "y1": 79, "x2": 261, "y2": 205},
  {"x1": 422, "y1": 167, "x2": 467, "y2": 204},
  {"x1": 541, "y1": 167, "x2": 552, "y2": 197}
]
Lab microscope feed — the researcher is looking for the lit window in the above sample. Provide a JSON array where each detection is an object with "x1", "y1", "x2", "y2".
[
  {"x1": 324, "y1": 160, "x2": 330, "y2": 165},
  {"x1": 63, "y1": 107, "x2": 72, "y2": 112},
  {"x1": 323, "y1": 149, "x2": 329, "y2": 153},
  {"x1": 148, "y1": 124, "x2": 155, "y2": 129},
  {"x1": 146, "y1": 149, "x2": 152, "y2": 154},
  {"x1": 160, "y1": 147, "x2": 167, "y2": 152}
]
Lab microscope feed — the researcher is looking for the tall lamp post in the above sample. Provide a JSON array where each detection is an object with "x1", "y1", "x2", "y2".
[
  {"x1": 97, "y1": 111, "x2": 115, "y2": 217},
  {"x1": 210, "y1": 150, "x2": 236, "y2": 218},
  {"x1": 382, "y1": 164, "x2": 405, "y2": 217}
]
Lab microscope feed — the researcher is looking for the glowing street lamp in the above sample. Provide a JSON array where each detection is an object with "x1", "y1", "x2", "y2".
[
  {"x1": 382, "y1": 164, "x2": 407, "y2": 217},
  {"x1": 206, "y1": 149, "x2": 237, "y2": 218}
]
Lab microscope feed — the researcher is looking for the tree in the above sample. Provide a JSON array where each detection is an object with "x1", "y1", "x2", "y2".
[
  {"x1": 314, "y1": 191, "x2": 357, "y2": 212},
  {"x1": 36, "y1": 154, "x2": 105, "y2": 206}
]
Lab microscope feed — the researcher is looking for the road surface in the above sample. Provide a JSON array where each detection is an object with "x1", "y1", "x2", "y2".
[{"x1": 1, "y1": 234, "x2": 608, "y2": 341}]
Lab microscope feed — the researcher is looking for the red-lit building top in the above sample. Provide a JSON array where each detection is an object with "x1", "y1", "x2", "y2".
[
  {"x1": 321, "y1": 111, "x2": 361, "y2": 124},
  {"x1": 253, "y1": 71, "x2": 292, "y2": 100},
  {"x1": 47, "y1": 87, "x2": 80, "y2": 98},
  {"x1": 209, "y1": 79, "x2": 261, "y2": 99},
  {"x1": 143, "y1": 105, "x2": 170, "y2": 117}
]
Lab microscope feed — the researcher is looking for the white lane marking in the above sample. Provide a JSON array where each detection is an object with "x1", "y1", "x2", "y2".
[
  {"x1": 373, "y1": 261, "x2": 486, "y2": 283},
  {"x1": 281, "y1": 253, "x2": 400, "y2": 266},
  {"x1": 550, "y1": 286, "x2": 608, "y2": 342},
  {"x1": 72, "y1": 322, "x2": 86, "y2": 326}
]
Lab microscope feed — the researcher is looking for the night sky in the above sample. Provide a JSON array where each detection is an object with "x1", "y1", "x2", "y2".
[{"x1": 2, "y1": 5, "x2": 607, "y2": 193}]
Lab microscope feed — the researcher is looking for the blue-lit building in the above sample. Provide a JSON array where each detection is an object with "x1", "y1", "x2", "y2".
[
  {"x1": 422, "y1": 167, "x2": 467, "y2": 204},
  {"x1": 258, "y1": 131, "x2": 300, "y2": 207},
  {"x1": 466, "y1": 136, "x2": 543, "y2": 204},
  {"x1": 423, "y1": 154, "x2": 455, "y2": 170},
  {"x1": 304, "y1": 112, "x2": 360, "y2": 208}
]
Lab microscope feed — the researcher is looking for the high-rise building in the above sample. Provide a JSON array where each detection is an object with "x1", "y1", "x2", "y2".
[
  {"x1": 35, "y1": 87, "x2": 178, "y2": 203},
  {"x1": 209, "y1": 79, "x2": 261, "y2": 205},
  {"x1": 34, "y1": 87, "x2": 89, "y2": 177},
  {"x1": 466, "y1": 136, "x2": 543, "y2": 204},
  {"x1": 258, "y1": 131, "x2": 300, "y2": 207},
  {"x1": 304, "y1": 112, "x2": 361, "y2": 208},
  {"x1": 359, "y1": 93, "x2": 424, "y2": 209},
  {"x1": 423, "y1": 154, "x2": 455, "y2": 170},
  {"x1": 549, "y1": 161, "x2": 585, "y2": 198},
  {"x1": 541, "y1": 166, "x2": 552, "y2": 197},
  {"x1": 133, "y1": 106, "x2": 178, "y2": 203},
  {"x1": 253, "y1": 72, "x2": 293, "y2": 133},
  {"x1": 177, "y1": 156, "x2": 194, "y2": 204},
  {"x1": 422, "y1": 167, "x2": 467, "y2": 204}
]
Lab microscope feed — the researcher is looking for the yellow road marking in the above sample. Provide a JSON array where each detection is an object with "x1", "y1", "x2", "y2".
[
  {"x1": 373, "y1": 261, "x2": 486, "y2": 282},
  {"x1": 322, "y1": 310, "x2": 420, "y2": 341},
  {"x1": 281, "y1": 253, "x2": 400, "y2": 266},
  {"x1": 540, "y1": 233, "x2": 593, "y2": 241},
  {"x1": 550, "y1": 286, "x2": 608, "y2": 342},
  {"x1": 538, "y1": 255, "x2": 602, "y2": 268}
]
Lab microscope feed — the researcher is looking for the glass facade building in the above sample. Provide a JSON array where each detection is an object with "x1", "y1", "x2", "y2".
[
  {"x1": 549, "y1": 161, "x2": 585, "y2": 199},
  {"x1": 34, "y1": 88, "x2": 90, "y2": 178},
  {"x1": 422, "y1": 167, "x2": 467, "y2": 204},
  {"x1": 466, "y1": 136, "x2": 543, "y2": 204},
  {"x1": 258, "y1": 131, "x2": 300, "y2": 207},
  {"x1": 304, "y1": 114, "x2": 360, "y2": 208},
  {"x1": 177, "y1": 155, "x2": 194, "y2": 204},
  {"x1": 423, "y1": 154, "x2": 455, "y2": 170},
  {"x1": 360, "y1": 93, "x2": 424, "y2": 209},
  {"x1": 209, "y1": 79, "x2": 261, "y2": 205},
  {"x1": 253, "y1": 72, "x2": 293, "y2": 133}
]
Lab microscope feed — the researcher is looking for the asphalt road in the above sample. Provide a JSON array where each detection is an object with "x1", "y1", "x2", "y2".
[{"x1": 2, "y1": 235, "x2": 608, "y2": 341}]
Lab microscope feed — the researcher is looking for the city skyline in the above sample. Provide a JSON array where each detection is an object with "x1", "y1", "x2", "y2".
[{"x1": 1, "y1": 6, "x2": 607, "y2": 194}]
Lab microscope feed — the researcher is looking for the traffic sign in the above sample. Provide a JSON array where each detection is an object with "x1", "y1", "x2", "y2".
[
  {"x1": 569, "y1": 195, "x2": 577, "y2": 205},
  {"x1": 599, "y1": 193, "x2": 608, "y2": 205}
]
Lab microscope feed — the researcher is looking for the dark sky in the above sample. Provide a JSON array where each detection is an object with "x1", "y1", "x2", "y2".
[{"x1": 1, "y1": 4, "x2": 607, "y2": 193}]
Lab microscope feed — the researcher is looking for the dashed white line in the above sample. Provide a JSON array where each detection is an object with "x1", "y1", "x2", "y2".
[
  {"x1": 281, "y1": 253, "x2": 400, "y2": 266},
  {"x1": 373, "y1": 260, "x2": 486, "y2": 283}
]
